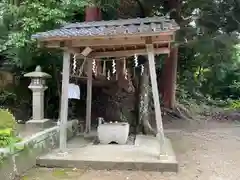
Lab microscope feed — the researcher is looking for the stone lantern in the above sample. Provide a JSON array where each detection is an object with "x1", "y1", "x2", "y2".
[{"x1": 24, "y1": 65, "x2": 52, "y2": 128}]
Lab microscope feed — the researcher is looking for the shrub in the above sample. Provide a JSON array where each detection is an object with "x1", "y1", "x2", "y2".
[
  {"x1": 0, "y1": 109, "x2": 17, "y2": 130},
  {"x1": 229, "y1": 100, "x2": 240, "y2": 110},
  {"x1": 0, "y1": 90, "x2": 17, "y2": 107},
  {"x1": 0, "y1": 109, "x2": 20, "y2": 148},
  {"x1": 0, "y1": 128, "x2": 21, "y2": 148}
]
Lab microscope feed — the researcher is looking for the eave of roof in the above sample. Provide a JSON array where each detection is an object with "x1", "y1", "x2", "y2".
[{"x1": 32, "y1": 16, "x2": 180, "y2": 41}]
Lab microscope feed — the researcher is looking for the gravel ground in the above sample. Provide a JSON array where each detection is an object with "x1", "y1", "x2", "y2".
[{"x1": 21, "y1": 121, "x2": 240, "y2": 180}]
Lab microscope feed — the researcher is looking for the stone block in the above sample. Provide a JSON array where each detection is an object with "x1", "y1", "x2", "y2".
[{"x1": 26, "y1": 119, "x2": 53, "y2": 129}]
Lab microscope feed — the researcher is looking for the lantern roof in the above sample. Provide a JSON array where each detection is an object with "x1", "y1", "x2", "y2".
[{"x1": 24, "y1": 66, "x2": 51, "y2": 78}]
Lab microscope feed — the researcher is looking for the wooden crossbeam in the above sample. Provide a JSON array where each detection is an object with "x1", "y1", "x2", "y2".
[
  {"x1": 71, "y1": 36, "x2": 173, "y2": 47},
  {"x1": 40, "y1": 35, "x2": 173, "y2": 48},
  {"x1": 88, "y1": 47, "x2": 169, "y2": 58},
  {"x1": 64, "y1": 46, "x2": 170, "y2": 59}
]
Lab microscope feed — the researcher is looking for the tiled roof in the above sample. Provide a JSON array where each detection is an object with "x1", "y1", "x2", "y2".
[{"x1": 32, "y1": 17, "x2": 179, "y2": 40}]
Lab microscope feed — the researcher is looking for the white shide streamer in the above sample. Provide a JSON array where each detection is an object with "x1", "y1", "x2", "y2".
[
  {"x1": 134, "y1": 54, "x2": 138, "y2": 67},
  {"x1": 124, "y1": 69, "x2": 128, "y2": 80},
  {"x1": 141, "y1": 64, "x2": 144, "y2": 76},
  {"x1": 107, "y1": 70, "x2": 110, "y2": 80},
  {"x1": 73, "y1": 54, "x2": 77, "y2": 74},
  {"x1": 92, "y1": 59, "x2": 97, "y2": 75},
  {"x1": 112, "y1": 60, "x2": 116, "y2": 74}
]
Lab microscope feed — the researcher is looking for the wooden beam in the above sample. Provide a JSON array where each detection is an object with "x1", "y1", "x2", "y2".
[
  {"x1": 72, "y1": 36, "x2": 173, "y2": 47},
  {"x1": 40, "y1": 35, "x2": 173, "y2": 48},
  {"x1": 146, "y1": 42, "x2": 165, "y2": 157},
  {"x1": 89, "y1": 47, "x2": 169, "y2": 58},
  {"x1": 85, "y1": 58, "x2": 93, "y2": 134},
  {"x1": 59, "y1": 51, "x2": 70, "y2": 151}
]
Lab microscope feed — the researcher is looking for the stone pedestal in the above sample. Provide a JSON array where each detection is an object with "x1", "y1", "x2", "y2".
[
  {"x1": 26, "y1": 86, "x2": 52, "y2": 129},
  {"x1": 31, "y1": 87, "x2": 46, "y2": 120}
]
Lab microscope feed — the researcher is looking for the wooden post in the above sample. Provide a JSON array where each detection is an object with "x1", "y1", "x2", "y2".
[
  {"x1": 103, "y1": 60, "x2": 106, "y2": 76},
  {"x1": 84, "y1": 6, "x2": 101, "y2": 134},
  {"x1": 85, "y1": 58, "x2": 92, "y2": 134},
  {"x1": 96, "y1": 60, "x2": 102, "y2": 76},
  {"x1": 116, "y1": 60, "x2": 122, "y2": 79},
  {"x1": 168, "y1": 47, "x2": 178, "y2": 108},
  {"x1": 59, "y1": 51, "x2": 70, "y2": 151},
  {"x1": 146, "y1": 43, "x2": 165, "y2": 156}
]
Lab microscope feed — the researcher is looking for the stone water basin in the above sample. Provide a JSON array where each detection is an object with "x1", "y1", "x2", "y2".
[{"x1": 97, "y1": 122, "x2": 129, "y2": 144}]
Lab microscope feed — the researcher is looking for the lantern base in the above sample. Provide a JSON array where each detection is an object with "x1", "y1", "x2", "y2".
[{"x1": 26, "y1": 119, "x2": 53, "y2": 129}]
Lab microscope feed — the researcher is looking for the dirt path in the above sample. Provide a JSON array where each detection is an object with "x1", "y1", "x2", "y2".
[{"x1": 21, "y1": 121, "x2": 240, "y2": 180}]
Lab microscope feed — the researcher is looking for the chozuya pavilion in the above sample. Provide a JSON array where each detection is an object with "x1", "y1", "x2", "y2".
[{"x1": 32, "y1": 16, "x2": 180, "y2": 172}]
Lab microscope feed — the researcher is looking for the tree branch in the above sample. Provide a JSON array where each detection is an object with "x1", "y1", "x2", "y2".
[{"x1": 135, "y1": 0, "x2": 146, "y2": 18}]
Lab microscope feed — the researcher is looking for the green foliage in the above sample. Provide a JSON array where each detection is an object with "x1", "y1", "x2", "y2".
[
  {"x1": 140, "y1": 0, "x2": 240, "y2": 105},
  {"x1": 0, "y1": 90, "x2": 17, "y2": 106},
  {"x1": 0, "y1": 0, "x2": 87, "y2": 68},
  {"x1": 0, "y1": 0, "x2": 90, "y2": 120},
  {"x1": 176, "y1": 1, "x2": 240, "y2": 101},
  {"x1": 0, "y1": 109, "x2": 17, "y2": 129},
  {"x1": 0, "y1": 128, "x2": 21, "y2": 148},
  {"x1": 178, "y1": 41, "x2": 240, "y2": 101},
  {"x1": 228, "y1": 100, "x2": 240, "y2": 110},
  {"x1": 0, "y1": 109, "x2": 20, "y2": 148}
]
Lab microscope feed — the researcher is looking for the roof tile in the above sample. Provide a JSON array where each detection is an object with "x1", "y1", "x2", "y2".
[{"x1": 32, "y1": 16, "x2": 179, "y2": 40}]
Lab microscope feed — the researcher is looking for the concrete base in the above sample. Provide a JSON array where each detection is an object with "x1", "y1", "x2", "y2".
[
  {"x1": 26, "y1": 119, "x2": 53, "y2": 129},
  {"x1": 36, "y1": 135, "x2": 178, "y2": 172}
]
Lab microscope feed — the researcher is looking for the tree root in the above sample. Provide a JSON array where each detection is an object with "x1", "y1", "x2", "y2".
[
  {"x1": 142, "y1": 118, "x2": 157, "y2": 135},
  {"x1": 162, "y1": 103, "x2": 193, "y2": 120}
]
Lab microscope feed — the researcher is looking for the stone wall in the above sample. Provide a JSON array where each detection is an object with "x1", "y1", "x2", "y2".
[
  {"x1": 0, "y1": 120, "x2": 78, "y2": 180},
  {"x1": 0, "y1": 71, "x2": 15, "y2": 88}
]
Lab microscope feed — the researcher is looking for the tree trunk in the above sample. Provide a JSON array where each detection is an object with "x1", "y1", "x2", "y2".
[
  {"x1": 161, "y1": 47, "x2": 178, "y2": 109},
  {"x1": 85, "y1": 6, "x2": 102, "y2": 21},
  {"x1": 138, "y1": 61, "x2": 156, "y2": 135},
  {"x1": 160, "y1": 0, "x2": 181, "y2": 109}
]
